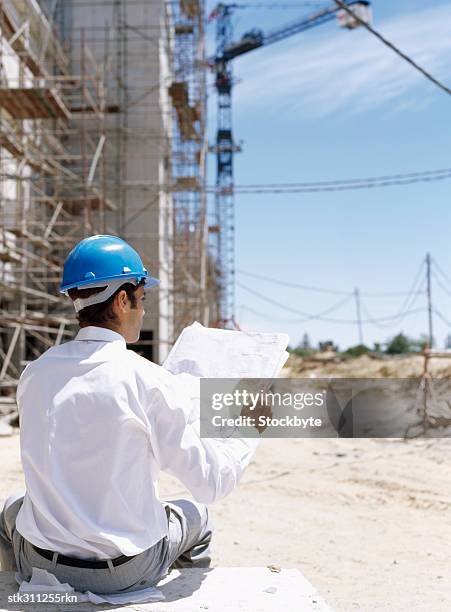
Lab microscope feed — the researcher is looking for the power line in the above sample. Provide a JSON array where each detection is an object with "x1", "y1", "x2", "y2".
[
  {"x1": 433, "y1": 308, "x2": 451, "y2": 328},
  {"x1": 206, "y1": 167, "x2": 451, "y2": 194},
  {"x1": 59, "y1": 0, "x2": 178, "y2": 5},
  {"x1": 308, "y1": 292, "x2": 355, "y2": 319},
  {"x1": 238, "y1": 255, "x2": 451, "y2": 342},
  {"x1": 334, "y1": 0, "x2": 451, "y2": 98},
  {"x1": 385, "y1": 259, "x2": 426, "y2": 316},
  {"x1": 361, "y1": 289, "x2": 425, "y2": 298},
  {"x1": 426, "y1": 253, "x2": 434, "y2": 347},
  {"x1": 354, "y1": 288, "x2": 363, "y2": 344},
  {"x1": 347, "y1": 258, "x2": 427, "y2": 330},
  {"x1": 236, "y1": 280, "x2": 351, "y2": 320},
  {"x1": 431, "y1": 271, "x2": 451, "y2": 300},
  {"x1": 232, "y1": 2, "x2": 325, "y2": 8},
  {"x1": 238, "y1": 305, "x2": 315, "y2": 323},
  {"x1": 236, "y1": 280, "x2": 427, "y2": 325},
  {"x1": 359, "y1": 284, "x2": 426, "y2": 329},
  {"x1": 236, "y1": 268, "x2": 426, "y2": 297},
  {"x1": 236, "y1": 269, "x2": 350, "y2": 296},
  {"x1": 240, "y1": 292, "x2": 353, "y2": 323},
  {"x1": 212, "y1": 171, "x2": 451, "y2": 194},
  {"x1": 66, "y1": 166, "x2": 451, "y2": 195},
  {"x1": 431, "y1": 257, "x2": 451, "y2": 289},
  {"x1": 227, "y1": 167, "x2": 451, "y2": 189}
]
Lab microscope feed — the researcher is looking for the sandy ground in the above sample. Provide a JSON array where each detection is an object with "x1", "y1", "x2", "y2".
[{"x1": 1, "y1": 430, "x2": 450, "y2": 611}]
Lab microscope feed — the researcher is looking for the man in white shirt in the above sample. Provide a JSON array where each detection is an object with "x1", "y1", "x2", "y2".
[{"x1": 0, "y1": 235, "x2": 260, "y2": 594}]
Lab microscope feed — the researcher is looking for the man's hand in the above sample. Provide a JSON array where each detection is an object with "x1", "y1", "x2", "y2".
[{"x1": 239, "y1": 394, "x2": 273, "y2": 434}]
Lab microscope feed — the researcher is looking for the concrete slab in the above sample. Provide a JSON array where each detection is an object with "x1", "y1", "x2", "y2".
[
  {"x1": 0, "y1": 423, "x2": 13, "y2": 437},
  {"x1": 0, "y1": 567, "x2": 334, "y2": 611}
]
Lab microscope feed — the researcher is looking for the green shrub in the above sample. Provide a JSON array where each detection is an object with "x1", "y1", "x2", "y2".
[
  {"x1": 385, "y1": 333, "x2": 412, "y2": 355},
  {"x1": 289, "y1": 347, "x2": 315, "y2": 358},
  {"x1": 342, "y1": 344, "x2": 370, "y2": 358}
]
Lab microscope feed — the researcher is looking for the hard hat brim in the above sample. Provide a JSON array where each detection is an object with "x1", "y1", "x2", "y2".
[
  {"x1": 60, "y1": 273, "x2": 160, "y2": 293},
  {"x1": 144, "y1": 276, "x2": 160, "y2": 289}
]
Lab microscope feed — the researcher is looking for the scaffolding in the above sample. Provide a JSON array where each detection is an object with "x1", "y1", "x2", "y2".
[
  {"x1": 169, "y1": 0, "x2": 208, "y2": 337},
  {"x1": 0, "y1": 0, "x2": 109, "y2": 402},
  {"x1": 0, "y1": 0, "x2": 209, "y2": 409}
]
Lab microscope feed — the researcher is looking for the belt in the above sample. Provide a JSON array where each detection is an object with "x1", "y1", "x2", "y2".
[{"x1": 31, "y1": 544, "x2": 137, "y2": 569}]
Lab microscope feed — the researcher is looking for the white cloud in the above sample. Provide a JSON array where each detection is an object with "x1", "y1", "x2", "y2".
[{"x1": 232, "y1": 4, "x2": 451, "y2": 118}]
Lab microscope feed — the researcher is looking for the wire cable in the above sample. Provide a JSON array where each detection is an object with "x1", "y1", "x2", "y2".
[
  {"x1": 357, "y1": 259, "x2": 427, "y2": 328},
  {"x1": 206, "y1": 167, "x2": 451, "y2": 194},
  {"x1": 211, "y1": 172, "x2": 451, "y2": 194},
  {"x1": 231, "y1": 2, "x2": 325, "y2": 9},
  {"x1": 238, "y1": 304, "x2": 316, "y2": 323},
  {"x1": 236, "y1": 280, "x2": 352, "y2": 320},
  {"x1": 236, "y1": 269, "x2": 351, "y2": 296},
  {"x1": 227, "y1": 167, "x2": 451, "y2": 189},
  {"x1": 431, "y1": 271, "x2": 451, "y2": 300},
  {"x1": 359, "y1": 283, "x2": 426, "y2": 329},
  {"x1": 433, "y1": 307, "x2": 451, "y2": 328},
  {"x1": 42, "y1": 167, "x2": 451, "y2": 195},
  {"x1": 236, "y1": 268, "x2": 427, "y2": 298},
  {"x1": 236, "y1": 280, "x2": 427, "y2": 324},
  {"x1": 385, "y1": 259, "x2": 426, "y2": 316},
  {"x1": 239, "y1": 293, "x2": 353, "y2": 323},
  {"x1": 334, "y1": 0, "x2": 451, "y2": 98},
  {"x1": 431, "y1": 257, "x2": 451, "y2": 289}
]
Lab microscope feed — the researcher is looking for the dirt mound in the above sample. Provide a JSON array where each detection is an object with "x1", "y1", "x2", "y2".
[{"x1": 284, "y1": 352, "x2": 451, "y2": 379}]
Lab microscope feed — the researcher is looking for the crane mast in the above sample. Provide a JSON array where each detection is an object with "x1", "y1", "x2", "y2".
[
  {"x1": 209, "y1": 4, "x2": 240, "y2": 327},
  {"x1": 210, "y1": 1, "x2": 371, "y2": 326}
]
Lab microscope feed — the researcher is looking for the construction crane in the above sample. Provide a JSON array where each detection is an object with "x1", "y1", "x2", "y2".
[{"x1": 209, "y1": 1, "x2": 372, "y2": 327}]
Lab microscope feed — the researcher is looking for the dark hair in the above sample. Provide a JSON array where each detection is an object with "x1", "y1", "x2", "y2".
[{"x1": 68, "y1": 279, "x2": 145, "y2": 327}]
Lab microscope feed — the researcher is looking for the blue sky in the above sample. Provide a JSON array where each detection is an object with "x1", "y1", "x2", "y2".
[{"x1": 205, "y1": 0, "x2": 451, "y2": 350}]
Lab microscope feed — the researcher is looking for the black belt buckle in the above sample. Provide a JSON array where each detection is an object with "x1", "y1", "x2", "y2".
[{"x1": 32, "y1": 544, "x2": 135, "y2": 569}]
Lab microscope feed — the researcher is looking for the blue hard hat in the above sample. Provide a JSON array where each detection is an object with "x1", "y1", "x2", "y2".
[{"x1": 60, "y1": 235, "x2": 160, "y2": 293}]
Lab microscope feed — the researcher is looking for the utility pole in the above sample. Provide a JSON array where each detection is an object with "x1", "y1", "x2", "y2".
[
  {"x1": 426, "y1": 253, "x2": 433, "y2": 348},
  {"x1": 354, "y1": 288, "x2": 363, "y2": 345}
]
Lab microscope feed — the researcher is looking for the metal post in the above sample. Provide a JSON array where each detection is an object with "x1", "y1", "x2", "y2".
[
  {"x1": 426, "y1": 252, "x2": 433, "y2": 348},
  {"x1": 354, "y1": 287, "x2": 363, "y2": 345}
]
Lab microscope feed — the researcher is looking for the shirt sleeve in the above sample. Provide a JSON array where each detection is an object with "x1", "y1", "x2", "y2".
[
  {"x1": 145, "y1": 372, "x2": 260, "y2": 504},
  {"x1": 16, "y1": 362, "x2": 32, "y2": 415}
]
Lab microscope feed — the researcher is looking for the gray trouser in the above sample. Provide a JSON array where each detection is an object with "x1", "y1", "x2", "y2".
[{"x1": 0, "y1": 494, "x2": 212, "y2": 594}]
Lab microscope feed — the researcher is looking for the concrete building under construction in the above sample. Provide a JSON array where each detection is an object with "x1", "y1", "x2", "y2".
[{"x1": 0, "y1": 0, "x2": 208, "y2": 406}]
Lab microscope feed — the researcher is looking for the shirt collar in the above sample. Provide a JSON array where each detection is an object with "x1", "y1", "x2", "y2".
[{"x1": 75, "y1": 326, "x2": 126, "y2": 346}]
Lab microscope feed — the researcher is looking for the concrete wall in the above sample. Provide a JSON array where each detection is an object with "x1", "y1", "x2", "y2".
[{"x1": 68, "y1": 0, "x2": 174, "y2": 363}]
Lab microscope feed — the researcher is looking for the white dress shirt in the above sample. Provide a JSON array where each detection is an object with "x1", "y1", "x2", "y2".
[{"x1": 15, "y1": 326, "x2": 259, "y2": 560}]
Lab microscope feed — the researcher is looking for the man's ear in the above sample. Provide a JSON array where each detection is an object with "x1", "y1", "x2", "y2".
[{"x1": 114, "y1": 289, "x2": 129, "y2": 313}]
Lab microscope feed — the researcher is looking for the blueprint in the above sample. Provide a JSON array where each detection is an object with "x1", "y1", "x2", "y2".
[{"x1": 163, "y1": 321, "x2": 289, "y2": 379}]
